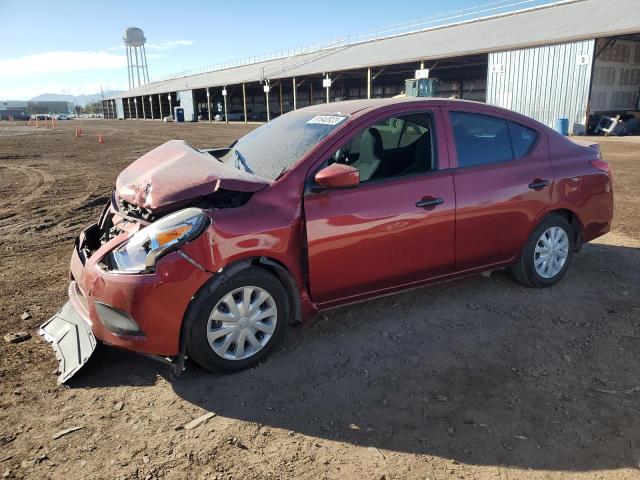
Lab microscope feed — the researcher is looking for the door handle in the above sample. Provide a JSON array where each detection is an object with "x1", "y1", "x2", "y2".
[
  {"x1": 528, "y1": 179, "x2": 549, "y2": 190},
  {"x1": 416, "y1": 197, "x2": 443, "y2": 208}
]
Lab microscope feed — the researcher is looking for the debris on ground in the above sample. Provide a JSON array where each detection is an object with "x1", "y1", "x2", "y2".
[
  {"x1": 52, "y1": 426, "x2": 84, "y2": 440},
  {"x1": 182, "y1": 412, "x2": 216, "y2": 430},
  {"x1": 227, "y1": 437, "x2": 248, "y2": 450},
  {"x1": 593, "y1": 113, "x2": 640, "y2": 136},
  {"x1": 592, "y1": 385, "x2": 640, "y2": 396},
  {"x1": 3, "y1": 332, "x2": 30, "y2": 344}
]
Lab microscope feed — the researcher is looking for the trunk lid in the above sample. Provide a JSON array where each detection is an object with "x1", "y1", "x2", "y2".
[
  {"x1": 570, "y1": 138, "x2": 601, "y2": 154},
  {"x1": 116, "y1": 140, "x2": 270, "y2": 212}
]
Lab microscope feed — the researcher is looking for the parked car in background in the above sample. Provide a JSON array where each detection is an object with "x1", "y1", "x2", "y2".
[
  {"x1": 0, "y1": 111, "x2": 30, "y2": 121},
  {"x1": 40, "y1": 98, "x2": 613, "y2": 383},
  {"x1": 54, "y1": 114, "x2": 71, "y2": 120}
]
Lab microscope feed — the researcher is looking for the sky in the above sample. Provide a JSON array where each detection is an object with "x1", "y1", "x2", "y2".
[{"x1": 0, "y1": 0, "x2": 553, "y2": 100}]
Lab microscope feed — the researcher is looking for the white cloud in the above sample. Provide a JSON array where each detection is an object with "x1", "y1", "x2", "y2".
[
  {"x1": 0, "y1": 46, "x2": 172, "y2": 80},
  {"x1": 145, "y1": 40, "x2": 194, "y2": 50},
  {"x1": 2, "y1": 81, "x2": 129, "y2": 100},
  {"x1": 107, "y1": 40, "x2": 194, "y2": 51},
  {"x1": 0, "y1": 40, "x2": 192, "y2": 97},
  {"x1": 0, "y1": 51, "x2": 126, "y2": 78}
]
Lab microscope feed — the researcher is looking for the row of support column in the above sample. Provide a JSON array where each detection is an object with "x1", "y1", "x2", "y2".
[
  {"x1": 122, "y1": 60, "x2": 426, "y2": 122},
  {"x1": 104, "y1": 100, "x2": 116, "y2": 119},
  {"x1": 124, "y1": 94, "x2": 175, "y2": 119}
]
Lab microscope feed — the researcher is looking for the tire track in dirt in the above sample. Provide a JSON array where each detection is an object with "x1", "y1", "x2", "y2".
[
  {"x1": 0, "y1": 164, "x2": 54, "y2": 219},
  {"x1": 0, "y1": 162, "x2": 103, "y2": 242}
]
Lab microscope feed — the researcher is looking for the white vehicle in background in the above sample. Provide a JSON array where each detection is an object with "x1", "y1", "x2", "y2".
[{"x1": 54, "y1": 114, "x2": 71, "y2": 120}]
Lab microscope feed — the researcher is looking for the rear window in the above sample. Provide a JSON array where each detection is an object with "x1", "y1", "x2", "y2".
[
  {"x1": 449, "y1": 112, "x2": 538, "y2": 167},
  {"x1": 450, "y1": 112, "x2": 512, "y2": 167}
]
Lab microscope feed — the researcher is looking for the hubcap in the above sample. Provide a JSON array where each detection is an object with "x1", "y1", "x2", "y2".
[
  {"x1": 534, "y1": 226, "x2": 569, "y2": 279},
  {"x1": 206, "y1": 286, "x2": 277, "y2": 361}
]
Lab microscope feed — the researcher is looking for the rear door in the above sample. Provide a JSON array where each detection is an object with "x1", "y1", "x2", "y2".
[
  {"x1": 445, "y1": 108, "x2": 553, "y2": 271},
  {"x1": 303, "y1": 108, "x2": 455, "y2": 305}
]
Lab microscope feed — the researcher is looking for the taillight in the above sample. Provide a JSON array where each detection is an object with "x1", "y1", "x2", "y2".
[{"x1": 590, "y1": 159, "x2": 611, "y2": 176}]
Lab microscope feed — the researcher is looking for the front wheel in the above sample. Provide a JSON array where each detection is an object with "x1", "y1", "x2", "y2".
[
  {"x1": 187, "y1": 267, "x2": 288, "y2": 372},
  {"x1": 511, "y1": 214, "x2": 575, "y2": 288}
]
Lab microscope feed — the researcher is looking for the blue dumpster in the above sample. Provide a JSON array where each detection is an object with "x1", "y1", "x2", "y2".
[
  {"x1": 555, "y1": 118, "x2": 569, "y2": 136},
  {"x1": 174, "y1": 107, "x2": 184, "y2": 123}
]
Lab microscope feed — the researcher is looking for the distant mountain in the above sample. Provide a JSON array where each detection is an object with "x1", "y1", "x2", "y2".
[{"x1": 30, "y1": 91, "x2": 124, "y2": 107}]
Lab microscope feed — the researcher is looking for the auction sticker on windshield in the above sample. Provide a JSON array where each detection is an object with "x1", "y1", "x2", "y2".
[{"x1": 307, "y1": 115, "x2": 347, "y2": 126}]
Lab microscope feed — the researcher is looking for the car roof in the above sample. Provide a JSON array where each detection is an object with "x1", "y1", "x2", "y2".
[
  {"x1": 299, "y1": 97, "x2": 482, "y2": 116},
  {"x1": 297, "y1": 97, "x2": 550, "y2": 132}
]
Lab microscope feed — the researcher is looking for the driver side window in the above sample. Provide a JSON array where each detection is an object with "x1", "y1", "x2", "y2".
[{"x1": 328, "y1": 112, "x2": 435, "y2": 182}]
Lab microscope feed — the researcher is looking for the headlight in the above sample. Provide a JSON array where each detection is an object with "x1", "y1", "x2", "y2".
[{"x1": 108, "y1": 207, "x2": 208, "y2": 273}]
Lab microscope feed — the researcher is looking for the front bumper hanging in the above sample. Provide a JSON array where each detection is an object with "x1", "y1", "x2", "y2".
[{"x1": 39, "y1": 302, "x2": 97, "y2": 384}]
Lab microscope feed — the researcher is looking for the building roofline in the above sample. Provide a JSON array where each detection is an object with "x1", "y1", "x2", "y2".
[{"x1": 108, "y1": 0, "x2": 639, "y2": 100}]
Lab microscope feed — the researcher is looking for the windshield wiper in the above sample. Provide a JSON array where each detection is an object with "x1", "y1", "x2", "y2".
[{"x1": 234, "y1": 149, "x2": 254, "y2": 174}]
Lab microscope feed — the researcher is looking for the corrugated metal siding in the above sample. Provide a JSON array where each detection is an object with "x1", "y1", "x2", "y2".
[
  {"x1": 177, "y1": 90, "x2": 195, "y2": 121},
  {"x1": 487, "y1": 40, "x2": 595, "y2": 134},
  {"x1": 116, "y1": 98, "x2": 124, "y2": 119}
]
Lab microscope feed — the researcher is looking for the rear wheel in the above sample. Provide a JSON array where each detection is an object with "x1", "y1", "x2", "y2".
[
  {"x1": 187, "y1": 267, "x2": 288, "y2": 372},
  {"x1": 511, "y1": 214, "x2": 574, "y2": 288}
]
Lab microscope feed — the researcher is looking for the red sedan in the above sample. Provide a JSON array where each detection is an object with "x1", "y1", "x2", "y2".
[{"x1": 40, "y1": 98, "x2": 613, "y2": 382}]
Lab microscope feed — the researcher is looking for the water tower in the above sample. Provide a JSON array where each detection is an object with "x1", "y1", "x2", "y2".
[{"x1": 123, "y1": 27, "x2": 150, "y2": 89}]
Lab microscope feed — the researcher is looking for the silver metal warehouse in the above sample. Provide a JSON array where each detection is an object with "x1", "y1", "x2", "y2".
[{"x1": 104, "y1": 0, "x2": 640, "y2": 135}]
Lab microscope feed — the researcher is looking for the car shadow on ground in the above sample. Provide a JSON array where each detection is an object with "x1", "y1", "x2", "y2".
[{"x1": 72, "y1": 243, "x2": 640, "y2": 472}]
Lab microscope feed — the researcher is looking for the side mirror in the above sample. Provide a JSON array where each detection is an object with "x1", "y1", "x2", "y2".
[{"x1": 314, "y1": 163, "x2": 359, "y2": 189}]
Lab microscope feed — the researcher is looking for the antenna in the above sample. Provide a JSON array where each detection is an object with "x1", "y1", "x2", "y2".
[{"x1": 123, "y1": 27, "x2": 150, "y2": 89}]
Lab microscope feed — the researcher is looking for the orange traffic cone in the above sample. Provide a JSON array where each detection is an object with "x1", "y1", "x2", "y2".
[
  {"x1": 51, "y1": 117, "x2": 55, "y2": 129},
  {"x1": 35, "y1": 118, "x2": 40, "y2": 128},
  {"x1": 98, "y1": 134, "x2": 104, "y2": 144},
  {"x1": 75, "y1": 128, "x2": 83, "y2": 137}
]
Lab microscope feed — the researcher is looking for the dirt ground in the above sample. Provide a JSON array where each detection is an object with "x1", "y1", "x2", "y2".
[{"x1": 1, "y1": 119, "x2": 639, "y2": 480}]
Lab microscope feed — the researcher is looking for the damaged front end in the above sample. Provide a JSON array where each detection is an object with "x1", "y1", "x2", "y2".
[
  {"x1": 39, "y1": 204, "x2": 217, "y2": 383},
  {"x1": 39, "y1": 140, "x2": 271, "y2": 383}
]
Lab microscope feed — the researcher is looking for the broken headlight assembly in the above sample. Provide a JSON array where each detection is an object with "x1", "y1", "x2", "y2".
[{"x1": 107, "y1": 208, "x2": 209, "y2": 273}]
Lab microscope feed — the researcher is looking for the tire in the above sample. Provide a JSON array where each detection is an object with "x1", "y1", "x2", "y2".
[
  {"x1": 187, "y1": 267, "x2": 288, "y2": 372},
  {"x1": 511, "y1": 214, "x2": 575, "y2": 288}
]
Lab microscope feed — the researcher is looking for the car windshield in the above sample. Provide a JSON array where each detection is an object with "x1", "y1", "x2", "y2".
[{"x1": 218, "y1": 112, "x2": 349, "y2": 180}]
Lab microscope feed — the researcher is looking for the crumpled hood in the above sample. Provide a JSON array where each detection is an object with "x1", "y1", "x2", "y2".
[{"x1": 116, "y1": 140, "x2": 270, "y2": 212}]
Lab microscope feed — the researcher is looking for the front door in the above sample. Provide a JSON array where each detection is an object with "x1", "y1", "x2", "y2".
[{"x1": 304, "y1": 109, "x2": 456, "y2": 305}]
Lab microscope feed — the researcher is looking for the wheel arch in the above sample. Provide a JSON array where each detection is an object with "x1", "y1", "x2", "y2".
[
  {"x1": 542, "y1": 208, "x2": 583, "y2": 252},
  {"x1": 175, "y1": 256, "x2": 302, "y2": 370}
]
